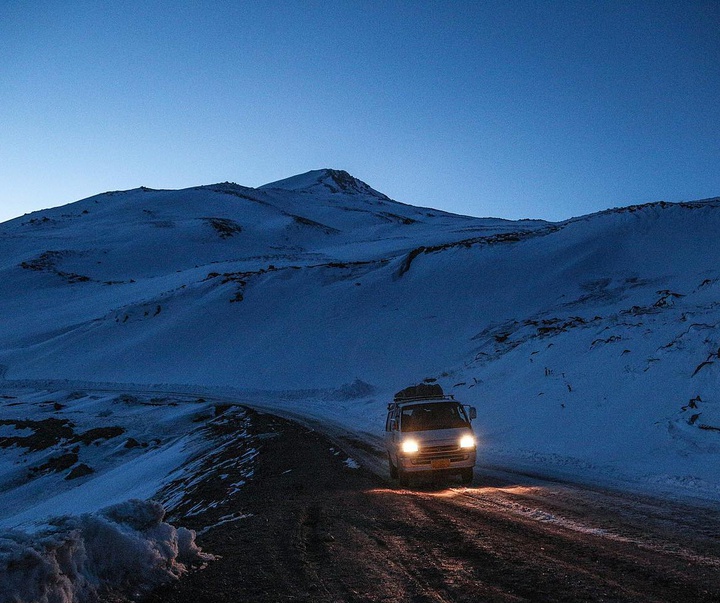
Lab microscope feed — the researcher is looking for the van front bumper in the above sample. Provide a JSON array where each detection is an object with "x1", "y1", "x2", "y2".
[{"x1": 399, "y1": 446, "x2": 476, "y2": 473}]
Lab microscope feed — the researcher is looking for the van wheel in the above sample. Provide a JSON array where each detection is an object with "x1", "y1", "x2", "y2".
[
  {"x1": 460, "y1": 468, "x2": 473, "y2": 485},
  {"x1": 398, "y1": 469, "x2": 410, "y2": 488},
  {"x1": 388, "y1": 454, "x2": 398, "y2": 479}
]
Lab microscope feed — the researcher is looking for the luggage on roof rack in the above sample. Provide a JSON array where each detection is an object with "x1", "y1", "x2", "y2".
[{"x1": 394, "y1": 383, "x2": 444, "y2": 402}]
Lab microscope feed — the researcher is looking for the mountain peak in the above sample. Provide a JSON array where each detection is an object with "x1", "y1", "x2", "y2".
[{"x1": 259, "y1": 169, "x2": 390, "y2": 200}]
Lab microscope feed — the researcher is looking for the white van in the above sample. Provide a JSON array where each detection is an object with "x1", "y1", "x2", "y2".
[{"x1": 385, "y1": 385, "x2": 477, "y2": 486}]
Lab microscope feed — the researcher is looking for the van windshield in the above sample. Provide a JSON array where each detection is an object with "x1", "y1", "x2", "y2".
[{"x1": 400, "y1": 402, "x2": 470, "y2": 432}]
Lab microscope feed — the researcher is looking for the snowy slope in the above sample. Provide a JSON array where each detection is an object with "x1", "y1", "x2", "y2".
[
  {"x1": 0, "y1": 169, "x2": 545, "y2": 386},
  {"x1": 1, "y1": 172, "x2": 719, "y2": 513},
  {"x1": 0, "y1": 387, "x2": 244, "y2": 602}
]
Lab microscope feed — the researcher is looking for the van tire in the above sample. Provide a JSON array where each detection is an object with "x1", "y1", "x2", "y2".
[
  {"x1": 398, "y1": 469, "x2": 410, "y2": 488},
  {"x1": 460, "y1": 468, "x2": 473, "y2": 485},
  {"x1": 388, "y1": 454, "x2": 398, "y2": 479}
]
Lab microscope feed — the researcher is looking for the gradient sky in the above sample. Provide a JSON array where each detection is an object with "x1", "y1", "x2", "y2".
[{"x1": 1, "y1": 1, "x2": 718, "y2": 224}]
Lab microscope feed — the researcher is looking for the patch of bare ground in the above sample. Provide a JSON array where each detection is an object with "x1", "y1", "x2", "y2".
[{"x1": 144, "y1": 410, "x2": 720, "y2": 602}]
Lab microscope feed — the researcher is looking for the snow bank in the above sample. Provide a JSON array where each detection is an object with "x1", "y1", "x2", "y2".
[{"x1": 0, "y1": 499, "x2": 212, "y2": 603}]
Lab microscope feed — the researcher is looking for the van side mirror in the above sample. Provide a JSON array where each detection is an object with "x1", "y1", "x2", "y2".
[
  {"x1": 468, "y1": 406, "x2": 477, "y2": 420},
  {"x1": 390, "y1": 418, "x2": 398, "y2": 431}
]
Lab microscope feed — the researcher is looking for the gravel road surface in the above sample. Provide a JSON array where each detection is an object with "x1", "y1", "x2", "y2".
[{"x1": 144, "y1": 408, "x2": 720, "y2": 603}]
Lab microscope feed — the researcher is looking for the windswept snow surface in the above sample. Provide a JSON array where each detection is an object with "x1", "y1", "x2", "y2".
[{"x1": 0, "y1": 171, "x2": 719, "y2": 559}]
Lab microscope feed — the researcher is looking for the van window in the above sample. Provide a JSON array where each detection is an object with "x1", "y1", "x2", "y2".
[{"x1": 400, "y1": 402, "x2": 470, "y2": 432}]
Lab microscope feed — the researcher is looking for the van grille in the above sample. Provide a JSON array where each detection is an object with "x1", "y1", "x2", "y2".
[{"x1": 411, "y1": 444, "x2": 469, "y2": 465}]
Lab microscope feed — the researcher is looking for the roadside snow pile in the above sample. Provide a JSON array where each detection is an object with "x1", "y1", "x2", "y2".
[{"x1": 0, "y1": 499, "x2": 211, "y2": 603}]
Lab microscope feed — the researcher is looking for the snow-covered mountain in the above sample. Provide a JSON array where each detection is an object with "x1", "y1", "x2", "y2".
[
  {"x1": 2, "y1": 170, "x2": 720, "y2": 491},
  {"x1": 1, "y1": 168, "x2": 719, "y2": 599},
  {"x1": 0, "y1": 169, "x2": 547, "y2": 387}
]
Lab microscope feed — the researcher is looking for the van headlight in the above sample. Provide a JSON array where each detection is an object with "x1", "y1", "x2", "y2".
[
  {"x1": 459, "y1": 435, "x2": 476, "y2": 449},
  {"x1": 401, "y1": 439, "x2": 419, "y2": 454}
]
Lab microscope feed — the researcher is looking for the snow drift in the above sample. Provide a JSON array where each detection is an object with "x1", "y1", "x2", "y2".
[{"x1": 0, "y1": 499, "x2": 211, "y2": 603}]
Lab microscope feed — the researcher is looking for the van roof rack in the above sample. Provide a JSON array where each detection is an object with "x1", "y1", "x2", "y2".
[{"x1": 388, "y1": 394, "x2": 455, "y2": 409}]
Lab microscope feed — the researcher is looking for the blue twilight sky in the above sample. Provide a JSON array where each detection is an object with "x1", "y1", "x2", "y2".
[{"x1": 1, "y1": 1, "x2": 718, "y2": 224}]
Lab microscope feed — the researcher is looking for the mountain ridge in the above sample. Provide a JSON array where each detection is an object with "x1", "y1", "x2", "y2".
[{"x1": 8, "y1": 168, "x2": 716, "y2": 232}]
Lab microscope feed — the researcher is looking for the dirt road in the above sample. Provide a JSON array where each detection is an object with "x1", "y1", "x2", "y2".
[{"x1": 144, "y1": 409, "x2": 720, "y2": 602}]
